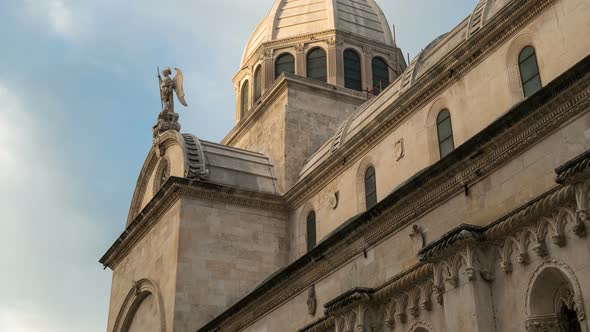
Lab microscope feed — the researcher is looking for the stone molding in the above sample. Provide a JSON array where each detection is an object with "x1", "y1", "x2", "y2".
[
  {"x1": 304, "y1": 178, "x2": 589, "y2": 332},
  {"x1": 196, "y1": 65, "x2": 590, "y2": 331},
  {"x1": 298, "y1": 316, "x2": 335, "y2": 332},
  {"x1": 112, "y1": 278, "x2": 166, "y2": 332},
  {"x1": 222, "y1": 73, "x2": 366, "y2": 146},
  {"x1": 100, "y1": 178, "x2": 286, "y2": 269},
  {"x1": 239, "y1": 30, "x2": 398, "y2": 75},
  {"x1": 284, "y1": 0, "x2": 559, "y2": 210},
  {"x1": 525, "y1": 259, "x2": 587, "y2": 322}
]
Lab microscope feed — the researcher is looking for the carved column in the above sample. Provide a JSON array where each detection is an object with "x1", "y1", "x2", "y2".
[
  {"x1": 443, "y1": 248, "x2": 497, "y2": 332},
  {"x1": 362, "y1": 46, "x2": 374, "y2": 92},
  {"x1": 327, "y1": 36, "x2": 338, "y2": 85},
  {"x1": 233, "y1": 83, "x2": 241, "y2": 123},
  {"x1": 335, "y1": 39, "x2": 345, "y2": 87},
  {"x1": 295, "y1": 43, "x2": 306, "y2": 77},
  {"x1": 262, "y1": 49, "x2": 274, "y2": 92}
]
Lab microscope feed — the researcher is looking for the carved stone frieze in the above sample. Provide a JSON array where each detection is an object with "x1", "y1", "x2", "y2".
[{"x1": 524, "y1": 315, "x2": 560, "y2": 332}]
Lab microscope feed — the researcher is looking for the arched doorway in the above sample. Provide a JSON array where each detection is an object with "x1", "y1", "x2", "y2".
[{"x1": 526, "y1": 264, "x2": 585, "y2": 331}]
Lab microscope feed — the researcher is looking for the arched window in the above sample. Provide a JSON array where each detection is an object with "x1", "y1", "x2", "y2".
[
  {"x1": 240, "y1": 80, "x2": 249, "y2": 117},
  {"x1": 253, "y1": 65, "x2": 262, "y2": 101},
  {"x1": 528, "y1": 267, "x2": 583, "y2": 332},
  {"x1": 519, "y1": 46, "x2": 542, "y2": 98},
  {"x1": 344, "y1": 49, "x2": 362, "y2": 91},
  {"x1": 372, "y1": 57, "x2": 389, "y2": 95},
  {"x1": 365, "y1": 166, "x2": 377, "y2": 210},
  {"x1": 307, "y1": 48, "x2": 327, "y2": 82},
  {"x1": 275, "y1": 53, "x2": 295, "y2": 79},
  {"x1": 437, "y1": 109, "x2": 454, "y2": 158},
  {"x1": 154, "y1": 159, "x2": 170, "y2": 195},
  {"x1": 306, "y1": 211, "x2": 317, "y2": 252}
]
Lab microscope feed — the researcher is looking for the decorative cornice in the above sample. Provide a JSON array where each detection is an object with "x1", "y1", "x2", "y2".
[
  {"x1": 283, "y1": 0, "x2": 559, "y2": 210},
  {"x1": 418, "y1": 225, "x2": 485, "y2": 262},
  {"x1": 196, "y1": 53, "x2": 590, "y2": 332},
  {"x1": 223, "y1": 73, "x2": 365, "y2": 146},
  {"x1": 240, "y1": 29, "x2": 399, "y2": 71},
  {"x1": 374, "y1": 264, "x2": 433, "y2": 301},
  {"x1": 323, "y1": 287, "x2": 374, "y2": 316},
  {"x1": 297, "y1": 316, "x2": 335, "y2": 332},
  {"x1": 100, "y1": 177, "x2": 286, "y2": 269},
  {"x1": 556, "y1": 149, "x2": 590, "y2": 185}
]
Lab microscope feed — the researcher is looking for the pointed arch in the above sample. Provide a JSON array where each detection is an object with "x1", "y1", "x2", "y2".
[{"x1": 525, "y1": 260, "x2": 587, "y2": 330}]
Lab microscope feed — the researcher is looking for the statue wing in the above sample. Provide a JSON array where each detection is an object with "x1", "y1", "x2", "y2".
[{"x1": 173, "y1": 68, "x2": 188, "y2": 107}]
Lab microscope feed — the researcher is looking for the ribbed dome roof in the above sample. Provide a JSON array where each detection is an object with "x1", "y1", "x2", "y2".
[{"x1": 241, "y1": 0, "x2": 394, "y2": 66}]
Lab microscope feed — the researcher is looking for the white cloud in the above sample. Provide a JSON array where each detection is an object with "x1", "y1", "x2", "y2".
[
  {"x1": 0, "y1": 82, "x2": 32, "y2": 178},
  {"x1": 0, "y1": 305, "x2": 60, "y2": 332},
  {"x1": 0, "y1": 81, "x2": 110, "y2": 332},
  {"x1": 24, "y1": 0, "x2": 84, "y2": 40},
  {"x1": 47, "y1": 0, "x2": 74, "y2": 37}
]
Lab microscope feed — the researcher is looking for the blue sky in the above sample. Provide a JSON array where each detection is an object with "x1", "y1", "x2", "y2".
[{"x1": 0, "y1": 0, "x2": 477, "y2": 331}]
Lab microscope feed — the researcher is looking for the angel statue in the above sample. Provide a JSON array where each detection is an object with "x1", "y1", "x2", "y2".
[
  {"x1": 153, "y1": 67, "x2": 188, "y2": 138},
  {"x1": 159, "y1": 67, "x2": 188, "y2": 113}
]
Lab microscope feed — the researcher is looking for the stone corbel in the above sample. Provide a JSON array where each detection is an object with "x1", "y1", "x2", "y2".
[
  {"x1": 394, "y1": 295, "x2": 408, "y2": 324},
  {"x1": 573, "y1": 182, "x2": 589, "y2": 237},
  {"x1": 419, "y1": 282, "x2": 433, "y2": 312},
  {"x1": 409, "y1": 225, "x2": 425, "y2": 252},
  {"x1": 307, "y1": 285, "x2": 317, "y2": 316}
]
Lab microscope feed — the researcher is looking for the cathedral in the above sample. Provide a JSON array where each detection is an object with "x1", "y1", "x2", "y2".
[{"x1": 100, "y1": 0, "x2": 590, "y2": 331}]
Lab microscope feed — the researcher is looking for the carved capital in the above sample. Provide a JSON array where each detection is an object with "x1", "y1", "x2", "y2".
[
  {"x1": 295, "y1": 43, "x2": 306, "y2": 53},
  {"x1": 433, "y1": 284, "x2": 445, "y2": 306},
  {"x1": 465, "y1": 266, "x2": 476, "y2": 281},
  {"x1": 501, "y1": 260, "x2": 513, "y2": 274},
  {"x1": 362, "y1": 45, "x2": 375, "y2": 57},
  {"x1": 396, "y1": 312, "x2": 407, "y2": 324},
  {"x1": 551, "y1": 234, "x2": 566, "y2": 247},
  {"x1": 420, "y1": 299, "x2": 432, "y2": 312},
  {"x1": 532, "y1": 242, "x2": 548, "y2": 258},
  {"x1": 524, "y1": 315, "x2": 560, "y2": 332},
  {"x1": 327, "y1": 36, "x2": 337, "y2": 49},
  {"x1": 517, "y1": 252, "x2": 530, "y2": 266},
  {"x1": 574, "y1": 210, "x2": 588, "y2": 237}
]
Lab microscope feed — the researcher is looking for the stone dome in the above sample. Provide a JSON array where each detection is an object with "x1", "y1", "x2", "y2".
[{"x1": 241, "y1": 0, "x2": 394, "y2": 66}]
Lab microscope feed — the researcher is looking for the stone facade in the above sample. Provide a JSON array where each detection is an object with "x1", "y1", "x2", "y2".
[{"x1": 100, "y1": 0, "x2": 590, "y2": 331}]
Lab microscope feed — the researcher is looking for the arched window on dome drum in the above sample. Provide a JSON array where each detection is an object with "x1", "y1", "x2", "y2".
[
  {"x1": 240, "y1": 80, "x2": 249, "y2": 118},
  {"x1": 365, "y1": 166, "x2": 377, "y2": 210},
  {"x1": 344, "y1": 49, "x2": 362, "y2": 91},
  {"x1": 253, "y1": 66, "x2": 262, "y2": 101},
  {"x1": 275, "y1": 53, "x2": 295, "y2": 79},
  {"x1": 437, "y1": 109, "x2": 454, "y2": 159},
  {"x1": 371, "y1": 57, "x2": 389, "y2": 95},
  {"x1": 306, "y1": 211, "x2": 317, "y2": 252},
  {"x1": 306, "y1": 48, "x2": 327, "y2": 82},
  {"x1": 518, "y1": 46, "x2": 542, "y2": 98}
]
